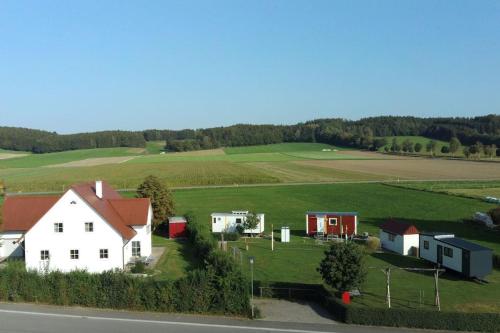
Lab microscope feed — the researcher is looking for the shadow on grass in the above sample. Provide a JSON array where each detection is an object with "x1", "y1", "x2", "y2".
[{"x1": 176, "y1": 239, "x2": 202, "y2": 272}]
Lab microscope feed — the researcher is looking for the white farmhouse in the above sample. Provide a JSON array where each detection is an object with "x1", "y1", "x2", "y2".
[
  {"x1": 211, "y1": 211, "x2": 265, "y2": 235},
  {"x1": 0, "y1": 181, "x2": 152, "y2": 273},
  {"x1": 379, "y1": 220, "x2": 420, "y2": 256}
]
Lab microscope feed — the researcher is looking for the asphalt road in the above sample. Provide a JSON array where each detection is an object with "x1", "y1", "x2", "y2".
[{"x1": 0, "y1": 302, "x2": 451, "y2": 333}]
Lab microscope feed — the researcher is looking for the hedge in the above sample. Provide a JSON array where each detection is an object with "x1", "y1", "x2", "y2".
[{"x1": 256, "y1": 280, "x2": 500, "y2": 332}]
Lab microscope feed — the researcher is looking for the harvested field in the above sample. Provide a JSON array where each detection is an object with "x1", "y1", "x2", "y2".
[
  {"x1": 45, "y1": 156, "x2": 136, "y2": 168},
  {"x1": 296, "y1": 158, "x2": 500, "y2": 180},
  {"x1": 0, "y1": 153, "x2": 28, "y2": 160}
]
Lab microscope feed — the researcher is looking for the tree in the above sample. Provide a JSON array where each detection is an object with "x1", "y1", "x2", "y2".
[
  {"x1": 402, "y1": 139, "x2": 414, "y2": 153},
  {"x1": 484, "y1": 145, "x2": 496, "y2": 159},
  {"x1": 243, "y1": 212, "x2": 259, "y2": 236},
  {"x1": 414, "y1": 142, "x2": 423, "y2": 153},
  {"x1": 463, "y1": 146, "x2": 471, "y2": 159},
  {"x1": 426, "y1": 140, "x2": 438, "y2": 157},
  {"x1": 390, "y1": 138, "x2": 401, "y2": 153},
  {"x1": 136, "y1": 175, "x2": 174, "y2": 230},
  {"x1": 441, "y1": 145, "x2": 450, "y2": 154},
  {"x1": 449, "y1": 137, "x2": 461, "y2": 157},
  {"x1": 317, "y1": 242, "x2": 366, "y2": 292}
]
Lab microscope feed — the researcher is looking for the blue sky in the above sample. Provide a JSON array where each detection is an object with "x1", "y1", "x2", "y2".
[{"x1": 1, "y1": 0, "x2": 499, "y2": 133}]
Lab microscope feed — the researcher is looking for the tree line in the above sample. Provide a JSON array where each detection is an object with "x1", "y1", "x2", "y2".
[{"x1": 1, "y1": 114, "x2": 498, "y2": 153}]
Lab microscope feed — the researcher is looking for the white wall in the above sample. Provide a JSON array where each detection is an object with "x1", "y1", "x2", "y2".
[
  {"x1": 380, "y1": 231, "x2": 403, "y2": 254},
  {"x1": 0, "y1": 232, "x2": 24, "y2": 258},
  {"x1": 123, "y1": 206, "x2": 153, "y2": 263},
  {"x1": 402, "y1": 234, "x2": 419, "y2": 256},
  {"x1": 440, "y1": 243, "x2": 462, "y2": 273},
  {"x1": 211, "y1": 214, "x2": 264, "y2": 234},
  {"x1": 419, "y1": 235, "x2": 437, "y2": 262},
  {"x1": 24, "y1": 190, "x2": 125, "y2": 273}
]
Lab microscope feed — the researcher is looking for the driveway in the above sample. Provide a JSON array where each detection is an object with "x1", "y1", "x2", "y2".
[{"x1": 254, "y1": 298, "x2": 337, "y2": 324}]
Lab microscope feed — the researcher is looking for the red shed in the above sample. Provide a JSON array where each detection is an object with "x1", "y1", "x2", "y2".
[
  {"x1": 306, "y1": 212, "x2": 358, "y2": 237},
  {"x1": 168, "y1": 216, "x2": 187, "y2": 238}
]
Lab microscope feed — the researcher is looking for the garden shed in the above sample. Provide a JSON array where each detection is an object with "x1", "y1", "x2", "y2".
[
  {"x1": 379, "y1": 220, "x2": 419, "y2": 256},
  {"x1": 168, "y1": 216, "x2": 187, "y2": 238},
  {"x1": 306, "y1": 211, "x2": 357, "y2": 237}
]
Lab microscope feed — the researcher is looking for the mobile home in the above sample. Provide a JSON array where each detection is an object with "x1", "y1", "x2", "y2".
[
  {"x1": 419, "y1": 232, "x2": 492, "y2": 279},
  {"x1": 211, "y1": 211, "x2": 265, "y2": 235},
  {"x1": 306, "y1": 212, "x2": 357, "y2": 237}
]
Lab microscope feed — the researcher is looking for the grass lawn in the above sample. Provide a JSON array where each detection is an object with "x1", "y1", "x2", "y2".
[
  {"x1": 151, "y1": 235, "x2": 201, "y2": 280},
  {"x1": 391, "y1": 180, "x2": 500, "y2": 200},
  {"x1": 167, "y1": 183, "x2": 499, "y2": 312},
  {"x1": 224, "y1": 143, "x2": 339, "y2": 154},
  {"x1": 145, "y1": 141, "x2": 166, "y2": 154}
]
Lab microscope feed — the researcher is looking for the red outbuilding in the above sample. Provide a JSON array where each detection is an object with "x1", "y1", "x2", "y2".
[
  {"x1": 168, "y1": 216, "x2": 187, "y2": 238},
  {"x1": 306, "y1": 211, "x2": 358, "y2": 237}
]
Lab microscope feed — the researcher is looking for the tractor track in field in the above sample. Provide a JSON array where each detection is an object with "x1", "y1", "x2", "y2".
[{"x1": 5, "y1": 178, "x2": 500, "y2": 196}]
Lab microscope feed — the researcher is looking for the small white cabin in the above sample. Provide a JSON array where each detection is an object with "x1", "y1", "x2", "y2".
[
  {"x1": 211, "y1": 211, "x2": 265, "y2": 235},
  {"x1": 379, "y1": 220, "x2": 420, "y2": 256}
]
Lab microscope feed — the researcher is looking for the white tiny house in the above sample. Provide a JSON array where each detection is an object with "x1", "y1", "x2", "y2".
[
  {"x1": 211, "y1": 211, "x2": 265, "y2": 235},
  {"x1": 379, "y1": 220, "x2": 420, "y2": 256}
]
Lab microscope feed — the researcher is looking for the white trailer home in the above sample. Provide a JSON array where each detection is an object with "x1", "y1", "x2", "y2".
[
  {"x1": 419, "y1": 232, "x2": 492, "y2": 279},
  {"x1": 379, "y1": 220, "x2": 419, "y2": 256},
  {"x1": 211, "y1": 211, "x2": 265, "y2": 235}
]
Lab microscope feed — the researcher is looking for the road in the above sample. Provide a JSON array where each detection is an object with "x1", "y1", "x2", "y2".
[{"x1": 0, "y1": 302, "x2": 450, "y2": 333}]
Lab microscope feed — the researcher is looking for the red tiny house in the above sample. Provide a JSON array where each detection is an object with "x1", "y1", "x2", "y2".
[
  {"x1": 306, "y1": 212, "x2": 358, "y2": 237},
  {"x1": 168, "y1": 216, "x2": 187, "y2": 239}
]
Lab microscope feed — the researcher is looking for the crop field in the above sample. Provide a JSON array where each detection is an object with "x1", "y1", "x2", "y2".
[
  {"x1": 168, "y1": 183, "x2": 500, "y2": 312},
  {"x1": 1, "y1": 142, "x2": 499, "y2": 193}
]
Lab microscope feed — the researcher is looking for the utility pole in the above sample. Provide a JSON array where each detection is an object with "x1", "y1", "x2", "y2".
[
  {"x1": 249, "y1": 257, "x2": 255, "y2": 318},
  {"x1": 381, "y1": 268, "x2": 391, "y2": 308},
  {"x1": 271, "y1": 224, "x2": 274, "y2": 251},
  {"x1": 434, "y1": 269, "x2": 441, "y2": 311}
]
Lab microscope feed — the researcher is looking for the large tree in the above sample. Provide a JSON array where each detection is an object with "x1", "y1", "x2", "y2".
[
  {"x1": 136, "y1": 175, "x2": 174, "y2": 229},
  {"x1": 318, "y1": 242, "x2": 366, "y2": 292},
  {"x1": 426, "y1": 140, "x2": 438, "y2": 157},
  {"x1": 449, "y1": 137, "x2": 461, "y2": 157}
]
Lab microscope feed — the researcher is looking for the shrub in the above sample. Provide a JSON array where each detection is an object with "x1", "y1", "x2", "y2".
[
  {"x1": 493, "y1": 254, "x2": 500, "y2": 270},
  {"x1": 130, "y1": 261, "x2": 146, "y2": 274},
  {"x1": 488, "y1": 207, "x2": 500, "y2": 225},
  {"x1": 213, "y1": 232, "x2": 240, "y2": 241},
  {"x1": 365, "y1": 237, "x2": 380, "y2": 251}
]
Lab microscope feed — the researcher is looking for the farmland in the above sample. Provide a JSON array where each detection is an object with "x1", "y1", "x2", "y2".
[
  {"x1": 1, "y1": 142, "x2": 499, "y2": 193},
  {"x1": 166, "y1": 183, "x2": 500, "y2": 312}
]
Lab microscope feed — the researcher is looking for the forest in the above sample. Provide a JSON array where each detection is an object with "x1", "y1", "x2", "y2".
[{"x1": 0, "y1": 114, "x2": 498, "y2": 153}]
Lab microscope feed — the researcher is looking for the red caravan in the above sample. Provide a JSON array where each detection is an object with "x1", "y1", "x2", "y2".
[{"x1": 306, "y1": 211, "x2": 358, "y2": 237}]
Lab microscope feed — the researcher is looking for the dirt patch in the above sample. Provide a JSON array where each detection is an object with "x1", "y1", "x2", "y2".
[
  {"x1": 0, "y1": 153, "x2": 28, "y2": 160},
  {"x1": 45, "y1": 156, "x2": 136, "y2": 168},
  {"x1": 296, "y1": 158, "x2": 500, "y2": 180}
]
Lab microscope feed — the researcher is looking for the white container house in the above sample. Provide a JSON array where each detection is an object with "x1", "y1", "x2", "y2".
[{"x1": 211, "y1": 211, "x2": 265, "y2": 235}]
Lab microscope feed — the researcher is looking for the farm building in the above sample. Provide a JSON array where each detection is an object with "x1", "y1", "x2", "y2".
[
  {"x1": 306, "y1": 212, "x2": 357, "y2": 237},
  {"x1": 211, "y1": 211, "x2": 265, "y2": 235},
  {"x1": 0, "y1": 181, "x2": 152, "y2": 273},
  {"x1": 168, "y1": 216, "x2": 187, "y2": 238},
  {"x1": 379, "y1": 220, "x2": 419, "y2": 256},
  {"x1": 419, "y1": 232, "x2": 492, "y2": 279}
]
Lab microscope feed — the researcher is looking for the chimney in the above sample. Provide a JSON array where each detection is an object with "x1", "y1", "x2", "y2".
[{"x1": 95, "y1": 180, "x2": 103, "y2": 199}]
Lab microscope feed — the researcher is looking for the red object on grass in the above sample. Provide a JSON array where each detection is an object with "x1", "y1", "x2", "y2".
[
  {"x1": 342, "y1": 291, "x2": 351, "y2": 304},
  {"x1": 168, "y1": 216, "x2": 187, "y2": 238}
]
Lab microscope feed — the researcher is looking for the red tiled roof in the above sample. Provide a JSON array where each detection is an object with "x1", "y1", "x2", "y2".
[
  {"x1": 2, "y1": 181, "x2": 150, "y2": 240},
  {"x1": 1, "y1": 196, "x2": 59, "y2": 232},
  {"x1": 380, "y1": 220, "x2": 419, "y2": 235}
]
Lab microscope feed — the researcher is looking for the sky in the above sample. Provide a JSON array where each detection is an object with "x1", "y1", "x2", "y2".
[{"x1": 1, "y1": 0, "x2": 499, "y2": 133}]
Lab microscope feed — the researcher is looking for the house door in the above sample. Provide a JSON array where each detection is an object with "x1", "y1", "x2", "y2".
[
  {"x1": 437, "y1": 245, "x2": 443, "y2": 265},
  {"x1": 317, "y1": 217, "x2": 325, "y2": 233},
  {"x1": 462, "y1": 250, "x2": 470, "y2": 277}
]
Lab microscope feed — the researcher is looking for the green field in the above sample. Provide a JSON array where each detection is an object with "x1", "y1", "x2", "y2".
[
  {"x1": 224, "y1": 143, "x2": 342, "y2": 154},
  {"x1": 162, "y1": 183, "x2": 500, "y2": 312},
  {"x1": 391, "y1": 180, "x2": 500, "y2": 200}
]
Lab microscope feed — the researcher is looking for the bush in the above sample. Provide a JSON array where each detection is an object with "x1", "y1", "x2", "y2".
[
  {"x1": 488, "y1": 207, "x2": 500, "y2": 225},
  {"x1": 213, "y1": 232, "x2": 240, "y2": 241},
  {"x1": 365, "y1": 237, "x2": 380, "y2": 251},
  {"x1": 493, "y1": 254, "x2": 500, "y2": 270},
  {"x1": 130, "y1": 261, "x2": 146, "y2": 274}
]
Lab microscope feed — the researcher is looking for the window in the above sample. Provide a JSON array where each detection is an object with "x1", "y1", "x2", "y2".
[
  {"x1": 236, "y1": 218, "x2": 242, "y2": 224},
  {"x1": 132, "y1": 241, "x2": 141, "y2": 257},
  {"x1": 40, "y1": 250, "x2": 49, "y2": 260},
  {"x1": 100, "y1": 249, "x2": 109, "y2": 259},
  {"x1": 328, "y1": 218, "x2": 338, "y2": 226},
  {"x1": 444, "y1": 247, "x2": 453, "y2": 258},
  {"x1": 70, "y1": 249, "x2": 79, "y2": 260},
  {"x1": 388, "y1": 233, "x2": 395, "y2": 242},
  {"x1": 213, "y1": 218, "x2": 216, "y2": 224},
  {"x1": 424, "y1": 240, "x2": 429, "y2": 250},
  {"x1": 85, "y1": 222, "x2": 94, "y2": 232},
  {"x1": 54, "y1": 223, "x2": 63, "y2": 233}
]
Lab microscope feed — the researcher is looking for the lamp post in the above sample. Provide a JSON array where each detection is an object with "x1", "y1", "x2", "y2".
[{"x1": 249, "y1": 256, "x2": 255, "y2": 318}]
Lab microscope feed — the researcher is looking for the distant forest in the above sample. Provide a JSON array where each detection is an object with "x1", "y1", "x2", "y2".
[{"x1": 0, "y1": 115, "x2": 499, "y2": 153}]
